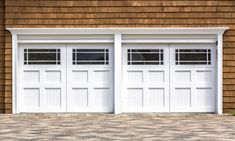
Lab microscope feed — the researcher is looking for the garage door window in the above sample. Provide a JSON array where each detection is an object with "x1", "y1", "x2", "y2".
[
  {"x1": 24, "y1": 49, "x2": 61, "y2": 65},
  {"x1": 175, "y1": 49, "x2": 211, "y2": 65},
  {"x1": 73, "y1": 49, "x2": 109, "y2": 65},
  {"x1": 127, "y1": 49, "x2": 164, "y2": 65}
]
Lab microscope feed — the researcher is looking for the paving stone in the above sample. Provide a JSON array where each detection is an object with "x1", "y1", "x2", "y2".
[{"x1": 0, "y1": 114, "x2": 234, "y2": 140}]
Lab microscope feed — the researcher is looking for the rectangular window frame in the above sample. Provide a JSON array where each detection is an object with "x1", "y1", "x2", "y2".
[
  {"x1": 72, "y1": 49, "x2": 109, "y2": 65},
  {"x1": 24, "y1": 49, "x2": 61, "y2": 65},
  {"x1": 127, "y1": 49, "x2": 164, "y2": 65},
  {"x1": 175, "y1": 49, "x2": 211, "y2": 65}
]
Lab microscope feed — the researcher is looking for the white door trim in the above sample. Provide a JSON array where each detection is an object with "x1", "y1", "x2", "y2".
[{"x1": 8, "y1": 27, "x2": 228, "y2": 114}]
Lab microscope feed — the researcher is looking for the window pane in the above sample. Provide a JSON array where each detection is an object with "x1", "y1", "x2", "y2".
[
  {"x1": 77, "y1": 53, "x2": 105, "y2": 60},
  {"x1": 128, "y1": 49, "x2": 164, "y2": 65},
  {"x1": 132, "y1": 54, "x2": 159, "y2": 61},
  {"x1": 24, "y1": 49, "x2": 60, "y2": 65},
  {"x1": 179, "y1": 54, "x2": 207, "y2": 61},
  {"x1": 175, "y1": 49, "x2": 211, "y2": 65},
  {"x1": 28, "y1": 53, "x2": 57, "y2": 60},
  {"x1": 73, "y1": 49, "x2": 109, "y2": 65}
]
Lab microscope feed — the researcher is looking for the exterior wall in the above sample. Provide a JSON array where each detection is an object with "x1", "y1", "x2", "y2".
[
  {"x1": 2, "y1": 0, "x2": 235, "y2": 113},
  {"x1": 0, "y1": 0, "x2": 4, "y2": 113}
]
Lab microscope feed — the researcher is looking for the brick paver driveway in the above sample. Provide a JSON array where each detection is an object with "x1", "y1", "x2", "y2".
[{"x1": 0, "y1": 114, "x2": 235, "y2": 141}]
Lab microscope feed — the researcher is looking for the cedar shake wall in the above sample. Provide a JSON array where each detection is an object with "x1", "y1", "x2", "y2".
[
  {"x1": 3, "y1": 0, "x2": 235, "y2": 113},
  {"x1": 0, "y1": 0, "x2": 4, "y2": 113}
]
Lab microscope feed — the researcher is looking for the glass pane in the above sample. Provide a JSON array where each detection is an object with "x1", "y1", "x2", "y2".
[
  {"x1": 179, "y1": 53, "x2": 207, "y2": 61},
  {"x1": 28, "y1": 53, "x2": 57, "y2": 60},
  {"x1": 73, "y1": 49, "x2": 109, "y2": 65},
  {"x1": 127, "y1": 49, "x2": 164, "y2": 65},
  {"x1": 24, "y1": 49, "x2": 60, "y2": 65},
  {"x1": 175, "y1": 49, "x2": 211, "y2": 65},
  {"x1": 77, "y1": 53, "x2": 105, "y2": 61},
  {"x1": 132, "y1": 53, "x2": 159, "y2": 61}
]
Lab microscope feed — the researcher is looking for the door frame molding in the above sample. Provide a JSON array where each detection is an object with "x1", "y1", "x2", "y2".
[{"x1": 7, "y1": 27, "x2": 228, "y2": 114}]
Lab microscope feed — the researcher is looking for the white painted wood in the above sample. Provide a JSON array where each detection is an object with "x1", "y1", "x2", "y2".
[
  {"x1": 12, "y1": 34, "x2": 18, "y2": 114},
  {"x1": 18, "y1": 44, "x2": 67, "y2": 113},
  {"x1": 114, "y1": 34, "x2": 122, "y2": 114},
  {"x1": 7, "y1": 27, "x2": 228, "y2": 35},
  {"x1": 122, "y1": 39, "x2": 216, "y2": 44},
  {"x1": 217, "y1": 34, "x2": 223, "y2": 114},
  {"x1": 18, "y1": 40, "x2": 113, "y2": 44},
  {"x1": 169, "y1": 44, "x2": 216, "y2": 112},
  {"x1": 66, "y1": 44, "x2": 114, "y2": 112},
  {"x1": 122, "y1": 44, "x2": 170, "y2": 112}
]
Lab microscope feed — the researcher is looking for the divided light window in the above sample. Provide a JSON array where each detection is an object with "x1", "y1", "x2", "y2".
[
  {"x1": 24, "y1": 49, "x2": 61, "y2": 65},
  {"x1": 175, "y1": 49, "x2": 211, "y2": 65},
  {"x1": 73, "y1": 49, "x2": 109, "y2": 65},
  {"x1": 127, "y1": 49, "x2": 164, "y2": 65}
]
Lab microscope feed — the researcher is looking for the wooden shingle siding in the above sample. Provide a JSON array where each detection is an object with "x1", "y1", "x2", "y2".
[
  {"x1": 2, "y1": 0, "x2": 235, "y2": 113},
  {"x1": 0, "y1": 0, "x2": 4, "y2": 113}
]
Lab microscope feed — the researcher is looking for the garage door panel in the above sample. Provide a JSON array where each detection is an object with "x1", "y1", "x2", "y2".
[
  {"x1": 126, "y1": 70, "x2": 143, "y2": 83},
  {"x1": 148, "y1": 88, "x2": 165, "y2": 108},
  {"x1": 71, "y1": 88, "x2": 89, "y2": 108},
  {"x1": 174, "y1": 70, "x2": 192, "y2": 83},
  {"x1": 23, "y1": 88, "x2": 40, "y2": 109},
  {"x1": 93, "y1": 88, "x2": 113, "y2": 108},
  {"x1": 19, "y1": 44, "x2": 67, "y2": 113},
  {"x1": 44, "y1": 88, "x2": 62, "y2": 108},
  {"x1": 23, "y1": 70, "x2": 40, "y2": 83},
  {"x1": 45, "y1": 70, "x2": 62, "y2": 83},
  {"x1": 170, "y1": 44, "x2": 216, "y2": 112},
  {"x1": 71, "y1": 70, "x2": 88, "y2": 83},
  {"x1": 126, "y1": 88, "x2": 144, "y2": 108},
  {"x1": 171, "y1": 88, "x2": 192, "y2": 109},
  {"x1": 123, "y1": 45, "x2": 169, "y2": 112},
  {"x1": 148, "y1": 70, "x2": 165, "y2": 83},
  {"x1": 93, "y1": 70, "x2": 112, "y2": 82},
  {"x1": 196, "y1": 88, "x2": 214, "y2": 107},
  {"x1": 196, "y1": 70, "x2": 213, "y2": 83},
  {"x1": 67, "y1": 44, "x2": 114, "y2": 113}
]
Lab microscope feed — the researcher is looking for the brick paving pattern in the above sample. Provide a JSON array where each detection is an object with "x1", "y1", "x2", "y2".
[{"x1": 0, "y1": 114, "x2": 234, "y2": 141}]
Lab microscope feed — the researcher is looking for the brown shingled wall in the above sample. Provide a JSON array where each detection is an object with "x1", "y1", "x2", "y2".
[
  {"x1": 3, "y1": 0, "x2": 235, "y2": 113},
  {"x1": 0, "y1": 0, "x2": 4, "y2": 113}
]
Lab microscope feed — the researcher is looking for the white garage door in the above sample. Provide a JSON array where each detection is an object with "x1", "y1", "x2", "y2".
[
  {"x1": 18, "y1": 43, "x2": 113, "y2": 113},
  {"x1": 123, "y1": 43, "x2": 216, "y2": 112}
]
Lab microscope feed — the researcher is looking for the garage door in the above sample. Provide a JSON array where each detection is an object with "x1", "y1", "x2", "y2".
[
  {"x1": 123, "y1": 43, "x2": 216, "y2": 112},
  {"x1": 18, "y1": 43, "x2": 113, "y2": 113}
]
